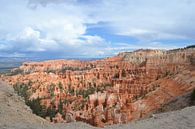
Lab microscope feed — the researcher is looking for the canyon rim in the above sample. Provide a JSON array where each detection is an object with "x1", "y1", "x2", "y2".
[
  {"x1": 1, "y1": 46, "x2": 195, "y2": 127},
  {"x1": 0, "y1": 0, "x2": 195, "y2": 128}
]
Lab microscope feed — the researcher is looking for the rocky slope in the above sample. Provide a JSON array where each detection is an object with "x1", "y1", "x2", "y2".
[
  {"x1": 0, "y1": 81, "x2": 47, "y2": 128},
  {"x1": 0, "y1": 80, "x2": 195, "y2": 129},
  {"x1": 1, "y1": 46, "x2": 195, "y2": 127}
]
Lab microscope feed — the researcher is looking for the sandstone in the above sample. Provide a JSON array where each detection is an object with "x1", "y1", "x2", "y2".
[{"x1": 1, "y1": 47, "x2": 195, "y2": 127}]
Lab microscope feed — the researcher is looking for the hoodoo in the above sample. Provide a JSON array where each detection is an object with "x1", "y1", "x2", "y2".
[{"x1": 1, "y1": 47, "x2": 195, "y2": 127}]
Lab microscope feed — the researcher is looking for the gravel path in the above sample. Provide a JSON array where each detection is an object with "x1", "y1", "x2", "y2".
[{"x1": 0, "y1": 80, "x2": 195, "y2": 129}]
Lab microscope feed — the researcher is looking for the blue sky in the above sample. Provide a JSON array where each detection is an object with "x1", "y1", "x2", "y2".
[{"x1": 0, "y1": 0, "x2": 194, "y2": 58}]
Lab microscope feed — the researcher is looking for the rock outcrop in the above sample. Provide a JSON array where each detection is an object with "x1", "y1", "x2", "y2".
[
  {"x1": 1, "y1": 79, "x2": 195, "y2": 129},
  {"x1": 1, "y1": 47, "x2": 195, "y2": 127}
]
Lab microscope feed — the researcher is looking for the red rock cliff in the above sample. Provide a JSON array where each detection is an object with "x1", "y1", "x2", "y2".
[{"x1": 1, "y1": 47, "x2": 195, "y2": 127}]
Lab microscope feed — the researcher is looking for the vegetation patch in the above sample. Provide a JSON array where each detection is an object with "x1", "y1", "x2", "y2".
[
  {"x1": 190, "y1": 89, "x2": 195, "y2": 105},
  {"x1": 13, "y1": 82, "x2": 58, "y2": 121}
]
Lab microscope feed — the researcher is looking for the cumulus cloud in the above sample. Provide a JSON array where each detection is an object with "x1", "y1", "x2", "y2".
[
  {"x1": 1, "y1": 26, "x2": 108, "y2": 57},
  {"x1": 0, "y1": 0, "x2": 194, "y2": 57},
  {"x1": 98, "y1": 0, "x2": 195, "y2": 40},
  {"x1": 27, "y1": 0, "x2": 195, "y2": 40}
]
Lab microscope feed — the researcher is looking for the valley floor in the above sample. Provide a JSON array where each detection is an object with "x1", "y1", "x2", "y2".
[{"x1": 0, "y1": 80, "x2": 195, "y2": 129}]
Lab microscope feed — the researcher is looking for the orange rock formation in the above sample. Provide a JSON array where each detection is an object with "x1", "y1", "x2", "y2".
[{"x1": 1, "y1": 47, "x2": 195, "y2": 127}]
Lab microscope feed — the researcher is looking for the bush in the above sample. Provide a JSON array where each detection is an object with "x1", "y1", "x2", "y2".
[
  {"x1": 72, "y1": 100, "x2": 85, "y2": 111},
  {"x1": 163, "y1": 70, "x2": 174, "y2": 77},
  {"x1": 113, "y1": 73, "x2": 119, "y2": 79},
  {"x1": 58, "y1": 99, "x2": 63, "y2": 114},
  {"x1": 76, "y1": 83, "x2": 112, "y2": 98},
  {"x1": 190, "y1": 89, "x2": 195, "y2": 105},
  {"x1": 44, "y1": 68, "x2": 56, "y2": 73},
  {"x1": 75, "y1": 87, "x2": 96, "y2": 98},
  {"x1": 46, "y1": 106, "x2": 57, "y2": 121},
  {"x1": 13, "y1": 82, "x2": 30, "y2": 101},
  {"x1": 13, "y1": 82, "x2": 59, "y2": 120},
  {"x1": 58, "y1": 82, "x2": 63, "y2": 90},
  {"x1": 48, "y1": 83, "x2": 55, "y2": 97},
  {"x1": 13, "y1": 82, "x2": 48, "y2": 118},
  {"x1": 6, "y1": 69, "x2": 23, "y2": 76},
  {"x1": 60, "y1": 66, "x2": 92, "y2": 73},
  {"x1": 68, "y1": 88, "x2": 75, "y2": 95},
  {"x1": 186, "y1": 45, "x2": 195, "y2": 48},
  {"x1": 26, "y1": 98, "x2": 47, "y2": 118}
]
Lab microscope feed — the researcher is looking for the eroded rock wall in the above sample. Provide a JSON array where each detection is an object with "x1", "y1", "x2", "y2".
[{"x1": 1, "y1": 47, "x2": 195, "y2": 127}]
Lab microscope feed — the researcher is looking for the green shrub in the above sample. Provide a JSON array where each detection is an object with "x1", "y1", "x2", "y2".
[
  {"x1": 46, "y1": 106, "x2": 57, "y2": 121},
  {"x1": 60, "y1": 66, "x2": 92, "y2": 73},
  {"x1": 13, "y1": 82, "x2": 59, "y2": 120},
  {"x1": 68, "y1": 88, "x2": 75, "y2": 95},
  {"x1": 26, "y1": 98, "x2": 47, "y2": 118},
  {"x1": 6, "y1": 69, "x2": 23, "y2": 76},
  {"x1": 58, "y1": 82, "x2": 63, "y2": 90},
  {"x1": 186, "y1": 45, "x2": 195, "y2": 48},
  {"x1": 48, "y1": 83, "x2": 55, "y2": 97},
  {"x1": 76, "y1": 83, "x2": 112, "y2": 98},
  {"x1": 162, "y1": 70, "x2": 174, "y2": 77},
  {"x1": 13, "y1": 82, "x2": 30, "y2": 101},
  {"x1": 73, "y1": 101, "x2": 85, "y2": 111},
  {"x1": 113, "y1": 73, "x2": 119, "y2": 79},
  {"x1": 44, "y1": 68, "x2": 56, "y2": 73},
  {"x1": 58, "y1": 99, "x2": 63, "y2": 114},
  {"x1": 190, "y1": 89, "x2": 195, "y2": 105}
]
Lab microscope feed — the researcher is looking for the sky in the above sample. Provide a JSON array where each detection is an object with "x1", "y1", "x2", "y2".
[{"x1": 0, "y1": 0, "x2": 194, "y2": 58}]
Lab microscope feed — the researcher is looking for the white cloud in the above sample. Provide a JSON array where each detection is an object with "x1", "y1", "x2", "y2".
[
  {"x1": 0, "y1": 0, "x2": 107, "y2": 56},
  {"x1": 95, "y1": 0, "x2": 195, "y2": 40},
  {"x1": 80, "y1": 35, "x2": 105, "y2": 44},
  {"x1": 17, "y1": 27, "x2": 40, "y2": 40},
  {"x1": 25, "y1": 0, "x2": 195, "y2": 40},
  {"x1": 0, "y1": 0, "x2": 194, "y2": 57},
  {"x1": 28, "y1": 0, "x2": 78, "y2": 9}
]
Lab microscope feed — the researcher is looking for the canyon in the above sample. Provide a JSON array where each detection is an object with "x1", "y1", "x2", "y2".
[
  {"x1": 1, "y1": 46, "x2": 195, "y2": 127},
  {"x1": 1, "y1": 80, "x2": 194, "y2": 129}
]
